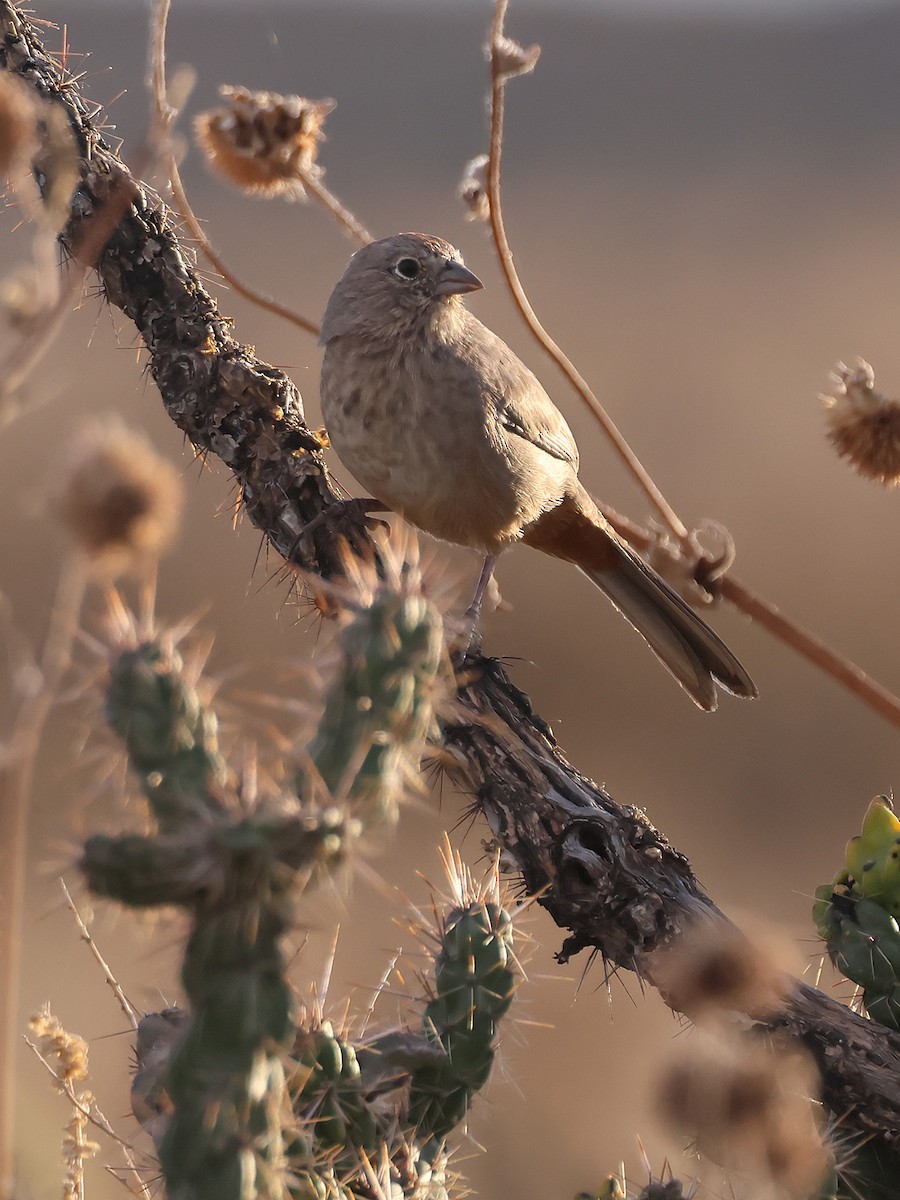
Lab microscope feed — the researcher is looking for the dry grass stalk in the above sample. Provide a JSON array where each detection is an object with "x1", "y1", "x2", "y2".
[{"x1": 28, "y1": 1008, "x2": 99, "y2": 1200}]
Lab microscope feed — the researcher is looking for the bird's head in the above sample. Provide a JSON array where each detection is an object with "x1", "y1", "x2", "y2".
[{"x1": 319, "y1": 232, "x2": 483, "y2": 343}]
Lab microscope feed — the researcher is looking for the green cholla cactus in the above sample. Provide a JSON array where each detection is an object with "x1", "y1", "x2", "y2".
[
  {"x1": 405, "y1": 897, "x2": 516, "y2": 1158},
  {"x1": 815, "y1": 892, "x2": 900, "y2": 1030},
  {"x1": 303, "y1": 583, "x2": 443, "y2": 825},
  {"x1": 814, "y1": 795, "x2": 900, "y2": 1199},
  {"x1": 105, "y1": 641, "x2": 229, "y2": 828},
  {"x1": 289, "y1": 1021, "x2": 378, "y2": 1162},
  {"x1": 80, "y1": 560, "x2": 477, "y2": 1200},
  {"x1": 813, "y1": 796, "x2": 900, "y2": 1031}
]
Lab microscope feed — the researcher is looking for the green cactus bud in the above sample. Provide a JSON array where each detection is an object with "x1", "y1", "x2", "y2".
[{"x1": 845, "y1": 796, "x2": 900, "y2": 917}]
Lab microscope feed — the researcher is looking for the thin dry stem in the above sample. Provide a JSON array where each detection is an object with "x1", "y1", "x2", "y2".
[
  {"x1": 0, "y1": 557, "x2": 87, "y2": 1200},
  {"x1": 718, "y1": 574, "x2": 900, "y2": 731},
  {"x1": 150, "y1": 0, "x2": 321, "y2": 337},
  {"x1": 59, "y1": 879, "x2": 139, "y2": 1031},
  {"x1": 596, "y1": 501, "x2": 900, "y2": 733},
  {"x1": 169, "y1": 157, "x2": 321, "y2": 336},
  {"x1": 295, "y1": 165, "x2": 373, "y2": 247},
  {"x1": 486, "y1": 0, "x2": 688, "y2": 543},
  {"x1": 26, "y1": 1039, "x2": 153, "y2": 1200}
]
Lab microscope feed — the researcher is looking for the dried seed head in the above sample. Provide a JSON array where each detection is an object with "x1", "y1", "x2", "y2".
[
  {"x1": 29, "y1": 1006, "x2": 90, "y2": 1085},
  {"x1": 194, "y1": 85, "x2": 336, "y2": 199},
  {"x1": 459, "y1": 153, "x2": 490, "y2": 222},
  {"x1": 0, "y1": 73, "x2": 37, "y2": 182},
  {"x1": 59, "y1": 421, "x2": 183, "y2": 574},
  {"x1": 822, "y1": 359, "x2": 900, "y2": 486},
  {"x1": 491, "y1": 34, "x2": 541, "y2": 81},
  {"x1": 657, "y1": 1033, "x2": 826, "y2": 1198},
  {"x1": 653, "y1": 917, "x2": 794, "y2": 1022}
]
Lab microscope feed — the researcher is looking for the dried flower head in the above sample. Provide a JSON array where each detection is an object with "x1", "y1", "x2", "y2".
[
  {"x1": 491, "y1": 34, "x2": 541, "y2": 81},
  {"x1": 59, "y1": 421, "x2": 183, "y2": 574},
  {"x1": 459, "y1": 153, "x2": 490, "y2": 222},
  {"x1": 822, "y1": 358, "x2": 900, "y2": 486},
  {"x1": 29, "y1": 1006, "x2": 90, "y2": 1085},
  {"x1": 653, "y1": 916, "x2": 794, "y2": 1022},
  {"x1": 657, "y1": 1032, "x2": 826, "y2": 1198},
  {"x1": 195, "y1": 85, "x2": 335, "y2": 199},
  {"x1": 0, "y1": 73, "x2": 37, "y2": 182},
  {"x1": 29, "y1": 1007, "x2": 100, "y2": 1200}
]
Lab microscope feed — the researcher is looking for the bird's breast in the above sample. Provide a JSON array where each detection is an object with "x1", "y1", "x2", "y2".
[{"x1": 320, "y1": 339, "x2": 530, "y2": 552}]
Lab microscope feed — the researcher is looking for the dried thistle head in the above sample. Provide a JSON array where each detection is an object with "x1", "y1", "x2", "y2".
[
  {"x1": 459, "y1": 154, "x2": 490, "y2": 222},
  {"x1": 195, "y1": 85, "x2": 335, "y2": 199},
  {"x1": 29, "y1": 1006, "x2": 90, "y2": 1085},
  {"x1": 657, "y1": 1032, "x2": 826, "y2": 1198},
  {"x1": 491, "y1": 34, "x2": 541, "y2": 81},
  {"x1": 822, "y1": 359, "x2": 900, "y2": 486},
  {"x1": 0, "y1": 73, "x2": 37, "y2": 182},
  {"x1": 653, "y1": 916, "x2": 794, "y2": 1023},
  {"x1": 59, "y1": 421, "x2": 183, "y2": 574}
]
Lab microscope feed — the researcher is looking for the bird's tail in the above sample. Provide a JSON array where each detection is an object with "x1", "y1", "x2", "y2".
[{"x1": 523, "y1": 491, "x2": 757, "y2": 710}]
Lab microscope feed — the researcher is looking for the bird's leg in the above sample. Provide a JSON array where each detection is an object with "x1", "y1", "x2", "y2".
[{"x1": 465, "y1": 553, "x2": 499, "y2": 622}]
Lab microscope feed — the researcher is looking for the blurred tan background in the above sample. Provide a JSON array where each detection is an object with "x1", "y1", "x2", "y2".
[{"x1": 6, "y1": 0, "x2": 900, "y2": 1195}]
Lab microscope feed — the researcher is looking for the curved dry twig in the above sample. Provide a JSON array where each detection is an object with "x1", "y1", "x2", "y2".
[
  {"x1": 150, "y1": 0, "x2": 321, "y2": 338},
  {"x1": 485, "y1": 0, "x2": 689, "y2": 543},
  {"x1": 485, "y1": 0, "x2": 900, "y2": 733}
]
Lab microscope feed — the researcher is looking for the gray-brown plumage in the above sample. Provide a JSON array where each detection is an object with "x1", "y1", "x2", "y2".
[{"x1": 319, "y1": 232, "x2": 756, "y2": 711}]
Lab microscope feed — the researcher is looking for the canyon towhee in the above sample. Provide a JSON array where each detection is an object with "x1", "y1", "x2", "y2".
[{"x1": 319, "y1": 232, "x2": 756, "y2": 710}]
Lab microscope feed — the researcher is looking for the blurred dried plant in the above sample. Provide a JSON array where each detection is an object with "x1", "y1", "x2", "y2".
[
  {"x1": 195, "y1": 86, "x2": 335, "y2": 201},
  {"x1": 59, "y1": 420, "x2": 184, "y2": 577},
  {"x1": 657, "y1": 1033, "x2": 827, "y2": 1199},
  {"x1": 822, "y1": 358, "x2": 900, "y2": 486},
  {"x1": 27, "y1": 1007, "x2": 99, "y2": 1200},
  {"x1": 652, "y1": 917, "x2": 794, "y2": 1026}
]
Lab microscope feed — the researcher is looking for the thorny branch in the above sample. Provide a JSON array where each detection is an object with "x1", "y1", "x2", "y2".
[{"x1": 3, "y1": 0, "x2": 900, "y2": 1168}]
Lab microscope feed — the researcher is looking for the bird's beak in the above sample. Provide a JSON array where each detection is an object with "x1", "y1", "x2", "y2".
[{"x1": 435, "y1": 259, "x2": 483, "y2": 296}]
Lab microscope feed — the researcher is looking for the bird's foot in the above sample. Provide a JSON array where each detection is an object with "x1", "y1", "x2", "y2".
[
  {"x1": 294, "y1": 497, "x2": 390, "y2": 547},
  {"x1": 451, "y1": 611, "x2": 484, "y2": 663}
]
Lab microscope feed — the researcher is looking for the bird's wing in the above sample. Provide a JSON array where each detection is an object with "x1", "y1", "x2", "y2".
[
  {"x1": 461, "y1": 314, "x2": 579, "y2": 467},
  {"x1": 497, "y1": 398, "x2": 578, "y2": 465}
]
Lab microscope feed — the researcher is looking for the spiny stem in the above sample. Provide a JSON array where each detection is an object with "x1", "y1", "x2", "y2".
[{"x1": 486, "y1": 0, "x2": 689, "y2": 544}]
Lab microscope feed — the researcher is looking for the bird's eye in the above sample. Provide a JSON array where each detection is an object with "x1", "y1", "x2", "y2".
[{"x1": 393, "y1": 258, "x2": 420, "y2": 280}]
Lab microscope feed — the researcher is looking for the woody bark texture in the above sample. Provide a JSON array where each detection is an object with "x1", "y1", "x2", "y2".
[{"x1": 3, "y1": 0, "x2": 899, "y2": 1151}]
